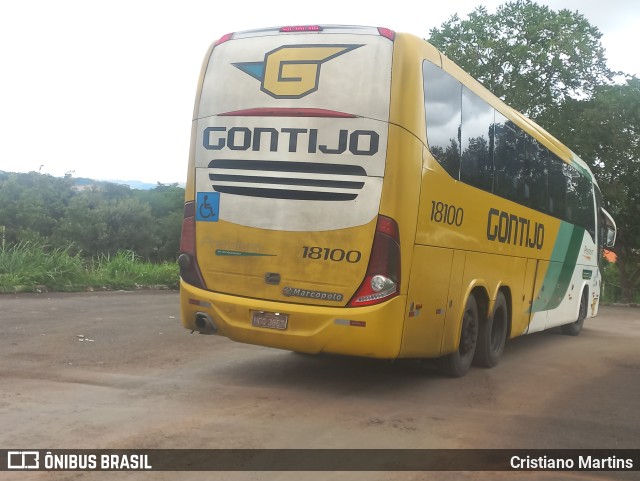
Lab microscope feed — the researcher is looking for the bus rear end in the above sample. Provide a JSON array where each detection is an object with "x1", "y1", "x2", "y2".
[{"x1": 179, "y1": 26, "x2": 407, "y2": 358}]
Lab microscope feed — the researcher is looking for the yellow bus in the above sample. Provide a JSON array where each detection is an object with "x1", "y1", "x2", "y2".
[{"x1": 179, "y1": 25, "x2": 616, "y2": 376}]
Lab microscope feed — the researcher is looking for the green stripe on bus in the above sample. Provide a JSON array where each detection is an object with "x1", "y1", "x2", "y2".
[{"x1": 532, "y1": 223, "x2": 583, "y2": 312}]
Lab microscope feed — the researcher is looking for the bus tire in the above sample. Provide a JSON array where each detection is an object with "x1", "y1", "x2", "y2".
[
  {"x1": 438, "y1": 294, "x2": 479, "y2": 377},
  {"x1": 474, "y1": 291, "x2": 508, "y2": 368},
  {"x1": 561, "y1": 289, "x2": 588, "y2": 336}
]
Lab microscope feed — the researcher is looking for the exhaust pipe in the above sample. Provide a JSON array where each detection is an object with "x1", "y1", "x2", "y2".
[{"x1": 194, "y1": 312, "x2": 218, "y2": 334}]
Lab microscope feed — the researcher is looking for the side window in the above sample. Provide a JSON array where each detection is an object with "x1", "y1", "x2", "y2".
[
  {"x1": 423, "y1": 61, "x2": 595, "y2": 238},
  {"x1": 493, "y1": 114, "x2": 550, "y2": 209},
  {"x1": 461, "y1": 87, "x2": 494, "y2": 192},
  {"x1": 527, "y1": 138, "x2": 550, "y2": 213},
  {"x1": 548, "y1": 157, "x2": 567, "y2": 219},
  {"x1": 493, "y1": 112, "x2": 522, "y2": 204},
  {"x1": 549, "y1": 157, "x2": 595, "y2": 238},
  {"x1": 423, "y1": 61, "x2": 461, "y2": 179},
  {"x1": 566, "y1": 165, "x2": 595, "y2": 237}
]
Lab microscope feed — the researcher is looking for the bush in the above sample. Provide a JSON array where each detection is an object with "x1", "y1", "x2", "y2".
[
  {"x1": 0, "y1": 243, "x2": 178, "y2": 292},
  {"x1": 0, "y1": 242, "x2": 87, "y2": 290}
]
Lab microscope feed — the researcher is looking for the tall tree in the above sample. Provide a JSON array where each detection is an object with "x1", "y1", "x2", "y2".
[
  {"x1": 0, "y1": 172, "x2": 73, "y2": 244},
  {"x1": 549, "y1": 79, "x2": 640, "y2": 301},
  {"x1": 428, "y1": 0, "x2": 612, "y2": 125}
]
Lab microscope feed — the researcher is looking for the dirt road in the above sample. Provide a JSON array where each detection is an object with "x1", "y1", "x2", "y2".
[{"x1": 1, "y1": 291, "x2": 638, "y2": 480}]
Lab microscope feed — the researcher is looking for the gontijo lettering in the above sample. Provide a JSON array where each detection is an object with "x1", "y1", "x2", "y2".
[
  {"x1": 203, "y1": 127, "x2": 379, "y2": 156},
  {"x1": 487, "y1": 208, "x2": 545, "y2": 250}
]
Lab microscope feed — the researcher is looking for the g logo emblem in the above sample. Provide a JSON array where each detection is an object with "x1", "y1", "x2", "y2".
[{"x1": 234, "y1": 44, "x2": 362, "y2": 99}]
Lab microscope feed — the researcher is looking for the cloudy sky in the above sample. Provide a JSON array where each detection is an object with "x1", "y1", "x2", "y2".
[{"x1": 1, "y1": 0, "x2": 638, "y2": 184}]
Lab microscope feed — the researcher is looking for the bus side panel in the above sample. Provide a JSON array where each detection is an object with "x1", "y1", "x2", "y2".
[
  {"x1": 513, "y1": 258, "x2": 540, "y2": 337},
  {"x1": 467, "y1": 252, "x2": 528, "y2": 326},
  {"x1": 440, "y1": 250, "x2": 466, "y2": 355},
  {"x1": 399, "y1": 246, "x2": 453, "y2": 358},
  {"x1": 441, "y1": 252, "x2": 528, "y2": 355},
  {"x1": 528, "y1": 260, "x2": 550, "y2": 333},
  {"x1": 544, "y1": 267, "x2": 596, "y2": 330},
  {"x1": 529, "y1": 228, "x2": 598, "y2": 331}
]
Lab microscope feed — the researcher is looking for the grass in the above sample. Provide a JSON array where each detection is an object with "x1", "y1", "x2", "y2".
[{"x1": 0, "y1": 242, "x2": 179, "y2": 292}]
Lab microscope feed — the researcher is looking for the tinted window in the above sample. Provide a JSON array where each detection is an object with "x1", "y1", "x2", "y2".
[
  {"x1": 527, "y1": 139, "x2": 550, "y2": 213},
  {"x1": 423, "y1": 61, "x2": 461, "y2": 179},
  {"x1": 493, "y1": 113, "x2": 524, "y2": 204},
  {"x1": 461, "y1": 87, "x2": 494, "y2": 192},
  {"x1": 548, "y1": 158, "x2": 568, "y2": 219},
  {"x1": 565, "y1": 163, "x2": 595, "y2": 236},
  {"x1": 422, "y1": 62, "x2": 594, "y2": 238}
]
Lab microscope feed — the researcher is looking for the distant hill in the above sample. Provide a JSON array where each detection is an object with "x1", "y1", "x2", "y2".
[
  {"x1": 107, "y1": 180, "x2": 158, "y2": 190},
  {"x1": 73, "y1": 177, "x2": 182, "y2": 191},
  {"x1": 0, "y1": 171, "x2": 180, "y2": 191}
]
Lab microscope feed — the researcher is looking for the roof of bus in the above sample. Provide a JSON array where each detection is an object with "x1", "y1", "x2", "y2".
[{"x1": 226, "y1": 25, "x2": 383, "y2": 40}]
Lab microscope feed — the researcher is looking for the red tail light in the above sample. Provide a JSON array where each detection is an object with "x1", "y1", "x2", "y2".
[
  {"x1": 178, "y1": 201, "x2": 206, "y2": 289},
  {"x1": 179, "y1": 202, "x2": 195, "y2": 254},
  {"x1": 214, "y1": 33, "x2": 233, "y2": 46},
  {"x1": 377, "y1": 27, "x2": 395, "y2": 41},
  {"x1": 349, "y1": 216, "x2": 401, "y2": 307}
]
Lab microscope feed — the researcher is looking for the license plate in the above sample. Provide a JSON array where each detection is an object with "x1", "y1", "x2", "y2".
[{"x1": 251, "y1": 311, "x2": 288, "y2": 330}]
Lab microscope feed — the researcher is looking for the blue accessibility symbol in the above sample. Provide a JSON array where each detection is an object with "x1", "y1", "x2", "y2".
[{"x1": 196, "y1": 192, "x2": 220, "y2": 222}]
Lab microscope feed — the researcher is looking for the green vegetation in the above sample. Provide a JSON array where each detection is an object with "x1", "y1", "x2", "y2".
[
  {"x1": 601, "y1": 261, "x2": 640, "y2": 305},
  {"x1": 0, "y1": 173, "x2": 183, "y2": 293},
  {"x1": 0, "y1": 172, "x2": 183, "y2": 262},
  {"x1": 0, "y1": 242, "x2": 178, "y2": 292},
  {"x1": 429, "y1": 0, "x2": 640, "y2": 303}
]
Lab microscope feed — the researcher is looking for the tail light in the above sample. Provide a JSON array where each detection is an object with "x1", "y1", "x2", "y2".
[
  {"x1": 214, "y1": 33, "x2": 233, "y2": 46},
  {"x1": 349, "y1": 216, "x2": 401, "y2": 306},
  {"x1": 178, "y1": 201, "x2": 207, "y2": 289},
  {"x1": 377, "y1": 27, "x2": 395, "y2": 41}
]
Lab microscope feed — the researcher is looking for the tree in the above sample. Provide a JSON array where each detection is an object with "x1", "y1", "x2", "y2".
[
  {"x1": 133, "y1": 183, "x2": 184, "y2": 261},
  {"x1": 52, "y1": 193, "x2": 110, "y2": 256},
  {"x1": 54, "y1": 195, "x2": 158, "y2": 258},
  {"x1": 0, "y1": 172, "x2": 73, "y2": 244},
  {"x1": 548, "y1": 79, "x2": 640, "y2": 302},
  {"x1": 101, "y1": 198, "x2": 158, "y2": 258},
  {"x1": 428, "y1": 0, "x2": 612, "y2": 125}
]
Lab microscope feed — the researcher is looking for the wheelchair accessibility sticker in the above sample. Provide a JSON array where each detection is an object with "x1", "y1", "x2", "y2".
[{"x1": 196, "y1": 192, "x2": 220, "y2": 222}]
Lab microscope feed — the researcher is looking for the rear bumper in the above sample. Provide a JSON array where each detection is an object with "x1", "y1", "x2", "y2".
[{"x1": 180, "y1": 280, "x2": 407, "y2": 359}]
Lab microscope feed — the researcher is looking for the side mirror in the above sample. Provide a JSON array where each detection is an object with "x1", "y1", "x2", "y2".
[
  {"x1": 601, "y1": 208, "x2": 616, "y2": 248},
  {"x1": 605, "y1": 227, "x2": 616, "y2": 248}
]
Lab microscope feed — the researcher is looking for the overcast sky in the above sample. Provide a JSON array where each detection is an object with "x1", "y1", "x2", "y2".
[{"x1": 1, "y1": 0, "x2": 638, "y2": 184}]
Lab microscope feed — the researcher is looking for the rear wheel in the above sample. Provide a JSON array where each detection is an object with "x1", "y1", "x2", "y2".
[
  {"x1": 438, "y1": 294, "x2": 478, "y2": 377},
  {"x1": 474, "y1": 292, "x2": 508, "y2": 368},
  {"x1": 561, "y1": 289, "x2": 588, "y2": 336}
]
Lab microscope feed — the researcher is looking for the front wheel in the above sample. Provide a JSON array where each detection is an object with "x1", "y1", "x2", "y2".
[
  {"x1": 561, "y1": 289, "x2": 588, "y2": 336},
  {"x1": 438, "y1": 294, "x2": 479, "y2": 377},
  {"x1": 474, "y1": 292, "x2": 508, "y2": 368}
]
